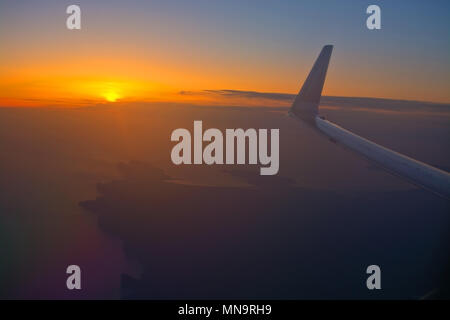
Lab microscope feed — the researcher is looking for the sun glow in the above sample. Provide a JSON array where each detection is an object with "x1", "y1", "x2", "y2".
[{"x1": 103, "y1": 91, "x2": 121, "y2": 102}]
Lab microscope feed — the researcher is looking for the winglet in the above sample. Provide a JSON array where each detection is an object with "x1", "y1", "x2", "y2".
[{"x1": 289, "y1": 45, "x2": 333, "y2": 124}]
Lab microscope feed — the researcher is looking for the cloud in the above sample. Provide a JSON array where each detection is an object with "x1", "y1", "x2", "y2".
[
  {"x1": 179, "y1": 89, "x2": 295, "y2": 105},
  {"x1": 179, "y1": 89, "x2": 450, "y2": 114}
]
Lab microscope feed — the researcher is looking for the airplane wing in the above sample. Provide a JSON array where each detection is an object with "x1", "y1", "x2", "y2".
[{"x1": 289, "y1": 45, "x2": 450, "y2": 200}]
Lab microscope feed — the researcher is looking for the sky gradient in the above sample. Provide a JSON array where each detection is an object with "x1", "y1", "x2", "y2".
[{"x1": 1, "y1": 0, "x2": 449, "y2": 106}]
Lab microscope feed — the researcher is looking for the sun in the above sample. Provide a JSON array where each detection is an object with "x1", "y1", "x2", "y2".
[{"x1": 103, "y1": 91, "x2": 121, "y2": 102}]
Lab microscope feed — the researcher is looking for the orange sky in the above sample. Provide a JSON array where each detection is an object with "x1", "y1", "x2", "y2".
[
  {"x1": 2, "y1": 49, "x2": 448, "y2": 108},
  {"x1": 1, "y1": 1, "x2": 449, "y2": 107}
]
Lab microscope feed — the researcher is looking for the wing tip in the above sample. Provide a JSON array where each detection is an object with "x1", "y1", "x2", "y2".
[{"x1": 289, "y1": 45, "x2": 334, "y2": 124}]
